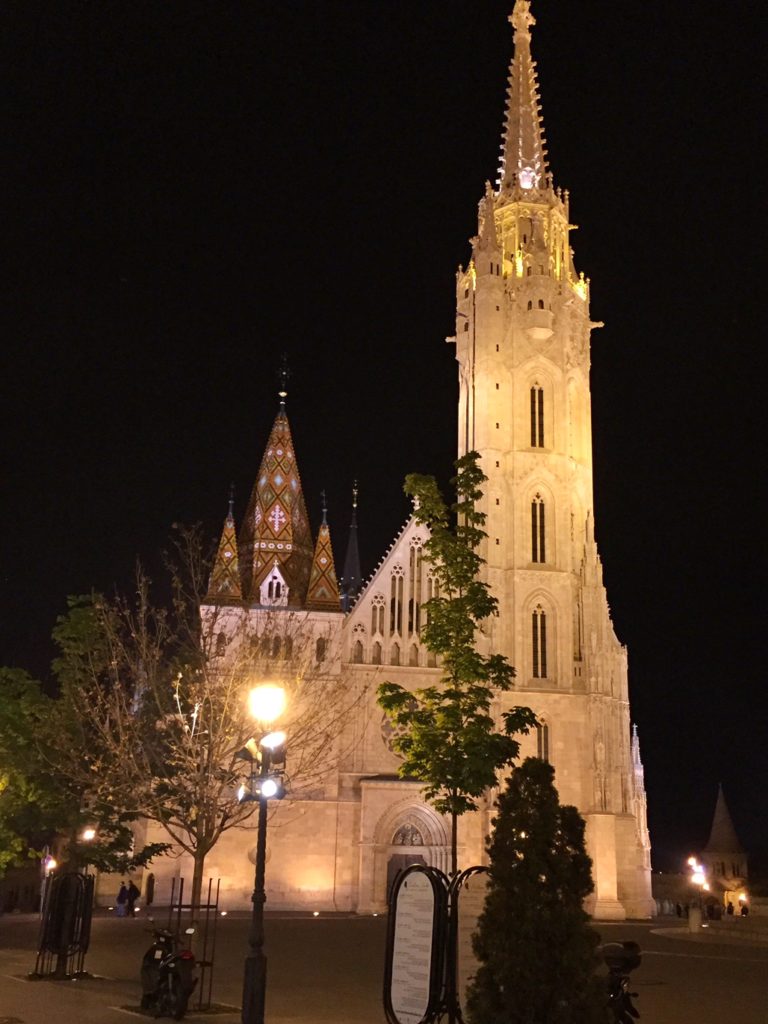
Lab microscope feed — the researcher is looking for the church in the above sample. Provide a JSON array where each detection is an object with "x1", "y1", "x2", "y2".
[{"x1": 141, "y1": 0, "x2": 654, "y2": 920}]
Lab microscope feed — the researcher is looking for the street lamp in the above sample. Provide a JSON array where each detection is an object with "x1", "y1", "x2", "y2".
[
  {"x1": 687, "y1": 857, "x2": 708, "y2": 930},
  {"x1": 241, "y1": 685, "x2": 287, "y2": 1024}
]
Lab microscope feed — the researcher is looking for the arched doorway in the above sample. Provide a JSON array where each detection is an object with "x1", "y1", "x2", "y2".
[{"x1": 386, "y1": 821, "x2": 428, "y2": 901}]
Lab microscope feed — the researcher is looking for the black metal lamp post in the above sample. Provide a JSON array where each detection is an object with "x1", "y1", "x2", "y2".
[{"x1": 240, "y1": 685, "x2": 287, "y2": 1024}]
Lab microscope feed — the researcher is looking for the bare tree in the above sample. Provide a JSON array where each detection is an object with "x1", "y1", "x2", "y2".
[{"x1": 49, "y1": 527, "x2": 367, "y2": 914}]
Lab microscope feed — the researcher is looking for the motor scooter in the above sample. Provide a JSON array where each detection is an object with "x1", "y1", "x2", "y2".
[
  {"x1": 140, "y1": 919, "x2": 197, "y2": 1020},
  {"x1": 601, "y1": 940, "x2": 641, "y2": 1022}
]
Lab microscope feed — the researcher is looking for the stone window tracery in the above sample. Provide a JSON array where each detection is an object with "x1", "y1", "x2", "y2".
[
  {"x1": 392, "y1": 822, "x2": 424, "y2": 846},
  {"x1": 531, "y1": 494, "x2": 546, "y2": 563},
  {"x1": 530, "y1": 384, "x2": 544, "y2": 447},
  {"x1": 536, "y1": 719, "x2": 550, "y2": 761},
  {"x1": 371, "y1": 593, "x2": 385, "y2": 635},
  {"x1": 532, "y1": 605, "x2": 547, "y2": 678}
]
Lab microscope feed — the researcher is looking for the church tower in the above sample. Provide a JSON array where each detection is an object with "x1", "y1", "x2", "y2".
[{"x1": 453, "y1": 0, "x2": 653, "y2": 918}]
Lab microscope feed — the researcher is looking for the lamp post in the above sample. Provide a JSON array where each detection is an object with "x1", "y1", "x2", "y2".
[
  {"x1": 687, "y1": 856, "x2": 707, "y2": 932},
  {"x1": 241, "y1": 684, "x2": 287, "y2": 1024}
]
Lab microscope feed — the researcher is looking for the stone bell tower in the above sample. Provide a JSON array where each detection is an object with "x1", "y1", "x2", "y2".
[{"x1": 452, "y1": 0, "x2": 653, "y2": 918}]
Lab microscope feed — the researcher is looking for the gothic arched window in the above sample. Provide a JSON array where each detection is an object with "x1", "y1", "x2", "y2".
[
  {"x1": 316, "y1": 637, "x2": 328, "y2": 663},
  {"x1": 530, "y1": 385, "x2": 544, "y2": 447},
  {"x1": 391, "y1": 643, "x2": 400, "y2": 666},
  {"x1": 371, "y1": 594, "x2": 385, "y2": 635},
  {"x1": 536, "y1": 720, "x2": 550, "y2": 761},
  {"x1": 531, "y1": 495, "x2": 546, "y2": 563},
  {"x1": 532, "y1": 605, "x2": 548, "y2": 678},
  {"x1": 352, "y1": 640, "x2": 364, "y2": 664},
  {"x1": 372, "y1": 641, "x2": 382, "y2": 665},
  {"x1": 409, "y1": 644, "x2": 419, "y2": 667}
]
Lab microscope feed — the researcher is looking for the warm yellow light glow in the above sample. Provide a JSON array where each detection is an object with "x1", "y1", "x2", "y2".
[
  {"x1": 574, "y1": 272, "x2": 588, "y2": 301},
  {"x1": 515, "y1": 250, "x2": 524, "y2": 277},
  {"x1": 261, "y1": 730, "x2": 287, "y2": 751},
  {"x1": 739, "y1": 893, "x2": 747, "y2": 903},
  {"x1": 469, "y1": 264, "x2": 477, "y2": 291},
  {"x1": 248, "y1": 684, "x2": 286, "y2": 724},
  {"x1": 45, "y1": 857, "x2": 57, "y2": 872},
  {"x1": 687, "y1": 856, "x2": 697, "y2": 867},
  {"x1": 692, "y1": 871, "x2": 706, "y2": 886},
  {"x1": 81, "y1": 827, "x2": 97, "y2": 842},
  {"x1": 703, "y1": 882, "x2": 710, "y2": 892},
  {"x1": 313, "y1": 911, "x2": 320, "y2": 917}
]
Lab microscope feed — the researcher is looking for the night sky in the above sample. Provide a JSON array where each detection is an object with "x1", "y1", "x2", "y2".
[{"x1": 3, "y1": 2, "x2": 765, "y2": 873}]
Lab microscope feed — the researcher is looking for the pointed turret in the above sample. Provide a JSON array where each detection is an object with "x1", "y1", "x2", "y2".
[
  {"x1": 206, "y1": 488, "x2": 242, "y2": 601},
  {"x1": 238, "y1": 378, "x2": 314, "y2": 606},
  {"x1": 340, "y1": 482, "x2": 362, "y2": 612},
  {"x1": 703, "y1": 785, "x2": 745, "y2": 855},
  {"x1": 306, "y1": 492, "x2": 341, "y2": 611},
  {"x1": 499, "y1": 0, "x2": 548, "y2": 192}
]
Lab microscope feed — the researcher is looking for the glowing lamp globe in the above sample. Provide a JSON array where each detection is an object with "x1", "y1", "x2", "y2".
[{"x1": 248, "y1": 684, "x2": 286, "y2": 724}]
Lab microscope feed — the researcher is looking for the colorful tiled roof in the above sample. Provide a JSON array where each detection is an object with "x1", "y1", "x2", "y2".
[
  {"x1": 238, "y1": 405, "x2": 313, "y2": 605},
  {"x1": 206, "y1": 495, "x2": 242, "y2": 601},
  {"x1": 306, "y1": 504, "x2": 341, "y2": 611}
]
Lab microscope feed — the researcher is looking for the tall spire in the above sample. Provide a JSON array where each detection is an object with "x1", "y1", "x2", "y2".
[
  {"x1": 498, "y1": 0, "x2": 548, "y2": 192},
  {"x1": 238, "y1": 388, "x2": 314, "y2": 605},
  {"x1": 306, "y1": 492, "x2": 341, "y2": 611},
  {"x1": 206, "y1": 485, "x2": 242, "y2": 601},
  {"x1": 340, "y1": 481, "x2": 362, "y2": 612}
]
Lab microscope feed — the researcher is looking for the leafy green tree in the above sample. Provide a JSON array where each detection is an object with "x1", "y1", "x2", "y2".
[
  {"x1": 467, "y1": 758, "x2": 609, "y2": 1024},
  {"x1": 0, "y1": 664, "x2": 163, "y2": 877},
  {"x1": 0, "y1": 668, "x2": 54, "y2": 874},
  {"x1": 378, "y1": 452, "x2": 535, "y2": 874}
]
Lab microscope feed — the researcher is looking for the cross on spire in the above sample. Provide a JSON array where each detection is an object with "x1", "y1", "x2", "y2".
[{"x1": 277, "y1": 354, "x2": 291, "y2": 405}]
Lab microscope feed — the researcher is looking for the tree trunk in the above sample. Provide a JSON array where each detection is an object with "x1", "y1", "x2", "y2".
[{"x1": 191, "y1": 849, "x2": 206, "y2": 919}]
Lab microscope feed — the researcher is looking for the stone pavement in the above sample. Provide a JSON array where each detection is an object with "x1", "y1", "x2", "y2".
[{"x1": 2, "y1": 912, "x2": 768, "y2": 1024}]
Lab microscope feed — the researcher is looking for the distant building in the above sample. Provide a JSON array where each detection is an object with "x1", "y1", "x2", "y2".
[
  {"x1": 700, "y1": 785, "x2": 748, "y2": 905},
  {"x1": 137, "y1": 1, "x2": 653, "y2": 919}
]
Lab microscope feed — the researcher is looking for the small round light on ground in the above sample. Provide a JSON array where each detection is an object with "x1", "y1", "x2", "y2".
[
  {"x1": 313, "y1": 911, "x2": 320, "y2": 917},
  {"x1": 220, "y1": 910, "x2": 228, "y2": 916}
]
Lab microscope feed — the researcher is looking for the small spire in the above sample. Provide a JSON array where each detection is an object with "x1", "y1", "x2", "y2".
[
  {"x1": 341, "y1": 481, "x2": 362, "y2": 612},
  {"x1": 206, "y1": 490, "x2": 242, "y2": 602},
  {"x1": 498, "y1": 1, "x2": 549, "y2": 193},
  {"x1": 306, "y1": 507, "x2": 341, "y2": 611},
  {"x1": 320, "y1": 488, "x2": 328, "y2": 525}
]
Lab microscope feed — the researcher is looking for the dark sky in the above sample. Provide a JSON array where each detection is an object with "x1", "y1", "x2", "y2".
[{"x1": 3, "y1": 2, "x2": 765, "y2": 873}]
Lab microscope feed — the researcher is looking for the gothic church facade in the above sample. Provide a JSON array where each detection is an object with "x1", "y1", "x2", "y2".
[{"x1": 144, "y1": 1, "x2": 653, "y2": 920}]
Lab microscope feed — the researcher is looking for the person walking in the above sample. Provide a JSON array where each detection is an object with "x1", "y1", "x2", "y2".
[
  {"x1": 116, "y1": 883, "x2": 128, "y2": 918},
  {"x1": 126, "y1": 881, "x2": 140, "y2": 917}
]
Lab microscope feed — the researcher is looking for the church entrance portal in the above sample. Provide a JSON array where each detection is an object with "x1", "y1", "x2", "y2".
[{"x1": 386, "y1": 853, "x2": 426, "y2": 902}]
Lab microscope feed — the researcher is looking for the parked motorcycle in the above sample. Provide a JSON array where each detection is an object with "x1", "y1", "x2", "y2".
[
  {"x1": 601, "y1": 940, "x2": 641, "y2": 1022},
  {"x1": 140, "y1": 920, "x2": 197, "y2": 1019}
]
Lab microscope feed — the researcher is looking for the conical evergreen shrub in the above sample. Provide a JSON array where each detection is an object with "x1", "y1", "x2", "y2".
[{"x1": 466, "y1": 757, "x2": 609, "y2": 1024}]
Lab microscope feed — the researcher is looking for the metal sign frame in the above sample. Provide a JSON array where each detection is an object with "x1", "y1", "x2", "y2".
[{"x1": 383, "y1": 864, "x2": 449, "y2": 1024}]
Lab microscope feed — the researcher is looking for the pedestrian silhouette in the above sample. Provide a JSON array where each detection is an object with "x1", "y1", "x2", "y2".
[
  {"x1": 116, "y1": 882, "x2": 128, "y2": 918},
  {"x1": 127, "y1": 881, "x2": 140, "y2": 917}
]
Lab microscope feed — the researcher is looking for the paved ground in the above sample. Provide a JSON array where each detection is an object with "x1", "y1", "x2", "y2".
[{"x1": 0, "y1": 912, "x2": 766, "y2": 1023}]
